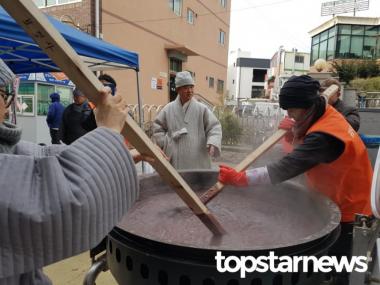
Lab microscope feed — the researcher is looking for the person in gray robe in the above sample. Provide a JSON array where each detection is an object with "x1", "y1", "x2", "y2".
[
  {"x1": 152, "y1": 71, "x2": 222, "y2": 170},
  {"x1": 0, "y1": 59, "x2": 142, "y2": 285}
]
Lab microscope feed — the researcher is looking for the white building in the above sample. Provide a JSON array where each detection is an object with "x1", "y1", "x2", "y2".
[
  {"x1": 227, "y1": 49, "x2": 270, "y2": 102},
  {"x1": 269, "y1": 48, "x2": 311, "y2": 95}
]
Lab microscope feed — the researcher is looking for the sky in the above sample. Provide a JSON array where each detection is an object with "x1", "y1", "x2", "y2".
[{"x1": 229, "y1": 0, "x2": 380, "y2": 59}]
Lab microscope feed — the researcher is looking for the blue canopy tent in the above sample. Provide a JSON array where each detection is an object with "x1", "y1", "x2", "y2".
[
  {"x1": 0, "y1": 7, "x2": 139, "y2": 73},
  {"x1": 0, "y1": 6, "x2": 143, "y2": 128}
]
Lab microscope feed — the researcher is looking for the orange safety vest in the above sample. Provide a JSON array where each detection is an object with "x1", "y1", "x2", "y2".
[{"x1": 306, "y1": 105, "x2": 372, "y2": 222}]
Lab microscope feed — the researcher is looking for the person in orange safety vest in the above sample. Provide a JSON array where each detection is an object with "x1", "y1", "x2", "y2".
[{"x1": 218, "y1": 75, "x2": 373, "y2": 285}]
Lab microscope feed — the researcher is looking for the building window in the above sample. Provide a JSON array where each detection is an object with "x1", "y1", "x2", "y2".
[
  {"x1": 209, "y1": 77, "x2": 214, "y2": 88},
  {"x1": 251, "y1": 86, "x2": 263, "y2": 98},
  {"x1": 36, "y1": 83, "x2": 72, "y2": 115},
  {"x1": 295, "y1": 55, "x2": 304, "y2": 63},
  {"x1": 18, "y1": 83, "x2": 35, "y2": 95},
  {"x1": 365, "y1": 26, "x2": 378, "y2": 36},
  {"x1": 252, "y1": 69, "x2": 266, "y2": 82},
  {"x1": 350, "y1": 36, "x2": 364, "y2": 58},
  {"x1": 17, "y1": 83, "x2": 35, "y2": 116},
  {"x1": 56, "y1": 86, "x2": 72, "y2": 106},
  {"x1": 320, "y1": 30, "x2": 328, "y2": 42},
  {"x1": 363, "y1": 36, "x2": 377, "y2": 59},
  {"x1": 311, "y1": 44, "x2": 319, "y2": 63},
  {"x1": 312, "y1": 34, "x2": 320, "y2": 45},
  {"x1": 338, "y1": 25, "x2": 351, "y2": 35},
  {"x1": 187, "y1": 9, "x2": 194, "y2": 24},
  {"x1": 327, "y1": 37, "x2": 336, "y2": 60},
  {"x1": 169, "y1": 0, "x2": 182, "y2": 16},
  {"x1": 37, "y1": 83, "x2": 55, "y2": 115},
  {"x1": 319, "y1": 40, "x2": 327, "y2": 60},
  {"x1": 217, "y1": 79, "x2": 224, "y2": 94},
  {"x1": 328, "y1": 26, "x2": 336, "y2": 37},
  {"x1": 17, "y1": 95, "x2": 35, "y2": 116},
  {"x1": 311, "y1": 24, "x2": 379, "y2": 63},
  {"x1": 33, "y1": 0, "x2": 81, "y2": 8},
  {"x1": 352, "y1": 25, "x2": 364, "y2": 36},
  {"x1": 220, "y1": 0, "x2": 227, "y2": 8},
  {"x1": 169, "y1": 58, "x2": 182, "y2": 73},
  {"x1": 219, "y1": 30, "x2": 225, "y2": 45},
  {"x1": 336, "y1": 35, "x2": 350, "y2": 58}
]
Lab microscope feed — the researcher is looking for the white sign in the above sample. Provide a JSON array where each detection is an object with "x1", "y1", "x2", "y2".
[
  {"x1": 21, "y1": 102, "x2": 28, "y2": 111},
  {"x1": 159, "y1": 72, "x2": 168, "y2": 78},
  {"x1": 151, "y1": 77, "x2": 157, "y2": 89}
]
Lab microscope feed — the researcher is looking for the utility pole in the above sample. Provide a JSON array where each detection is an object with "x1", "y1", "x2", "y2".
[{"x1": 275, "y1": 45, "x2": 283, "y2": 96}]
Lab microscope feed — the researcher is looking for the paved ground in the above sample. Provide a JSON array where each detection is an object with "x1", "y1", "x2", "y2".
[{"x1": 44, "y1": 252, "x2": 116, "y2": 284}]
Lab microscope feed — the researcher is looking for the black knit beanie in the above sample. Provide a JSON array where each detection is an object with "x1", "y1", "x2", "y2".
[{"x1": 279, "y1": 75, "x2": 320, "y2": 110}]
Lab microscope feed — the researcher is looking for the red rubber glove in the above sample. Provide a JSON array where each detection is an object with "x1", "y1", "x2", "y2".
[
  {"x1": 218, "y1": 165, "x2": 248, "y2": 187},
  {"x1": 279, "y1": 116, "x2": 295, "y2": 143},
  {"x1": 279, "y1": 116, "x2": 295, "y2": 131}
]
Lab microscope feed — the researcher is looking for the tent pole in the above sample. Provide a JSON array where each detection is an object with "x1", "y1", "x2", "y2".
[{"x1": 135, "y1": 70, "x2": 145, "y2": 173}]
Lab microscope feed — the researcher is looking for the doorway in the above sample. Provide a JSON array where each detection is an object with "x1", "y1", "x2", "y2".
[
  {"x1": 168, "y1": 58, "x2": 182, "y2": 102},
  {"x1": 169, "y1": 74, "x2": 177, "y2": 102}
]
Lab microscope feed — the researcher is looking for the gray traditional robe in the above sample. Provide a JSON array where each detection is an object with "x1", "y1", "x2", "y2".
[
  {"x1": 0, "y1": 123, "x2": 138, "y2": 284},
  {"x1": 152, "y1": 96, "x2": 222, "y2": 169}
]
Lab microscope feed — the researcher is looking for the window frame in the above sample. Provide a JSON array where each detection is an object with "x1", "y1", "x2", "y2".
[
  {"x1": 363, "y1": 36, "x2": 377, "y2": 59},
  {"x1": 217, "y1": 79, "x2": 224, "y2": 94},
  {"x1": 219, "y1": 29, "x2": 226, "y2": 46},
  {"x1": 169, "y1": 0, "x2": 182, "y2": 16},
  {"x1": 17, "y1": 95, "x2": 35, "y2": 116},
  {"x1": 209, "y1": 77, "x2": 214, "y2": 88},
  {"x1": 350, "y1": 35, "x2": 364, "y2": 58},
  {"x1": 187, "y1": 8, "x2": 195, "y2": 24},
  {"x1": 34, "y1": 0, "x2": 82, "y2": 8},
  {"x1": 294, "y1": 55, "x2": 304, "y2": 64},
  {"x1": 252, "y1": 69, "x2": 266, "y2": 83},
  {"x1": 220, "y1": 0, "x2": 227, "y2": 8},
  {"x1": 169, "y1": 58, "x2": 182, "y2": 73}
]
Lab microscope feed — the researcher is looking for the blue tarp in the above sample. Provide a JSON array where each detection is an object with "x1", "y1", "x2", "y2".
[
  {"x1": 0, "y1": 6, "x2": 139, "y2": 74},
  {"x1": 360, "y1": 133, "x2": 380, "y2": 148}
]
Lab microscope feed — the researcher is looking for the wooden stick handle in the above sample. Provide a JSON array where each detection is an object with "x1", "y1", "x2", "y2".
[
  {"x1": 2, "y1": 0, "x2": 225, "y2": 235},
  {"x1": 200, "y1": 129, "x2": 287, "y2": 204}
]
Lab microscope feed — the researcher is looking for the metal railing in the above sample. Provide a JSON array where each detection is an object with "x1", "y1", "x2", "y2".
[
  {"x1": 127, "y1": 102, "x2": 286, "y2": 149},
  {"x1": 358, "y1": 92, "x2": 380, "y2": 109}
]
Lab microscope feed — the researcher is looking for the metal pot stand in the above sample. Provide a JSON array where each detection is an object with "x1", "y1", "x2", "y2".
[{"x1": 350, "y1": 147, "x2": 380, "y2": 285}]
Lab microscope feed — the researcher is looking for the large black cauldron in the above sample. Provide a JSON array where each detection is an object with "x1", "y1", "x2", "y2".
[{"x1": 107, "y1": 170, "x2": 340, "y2": 285}]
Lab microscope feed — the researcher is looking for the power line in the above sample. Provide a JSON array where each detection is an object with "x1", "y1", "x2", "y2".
[{"x1": 102, "y1": 0, "x2": 296, "y2": 26}]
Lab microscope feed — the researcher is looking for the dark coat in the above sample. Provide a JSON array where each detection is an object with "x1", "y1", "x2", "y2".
[
  {"x1": 60, "y1": 102, "x2": 92, "y2": 145},
  {"x1": 46, "y1": 93, "x2": 64, "y2": 129},
  {"x1": 333, "y1": 99, "x2": 360, "y2": 131}
]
